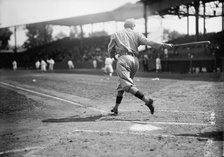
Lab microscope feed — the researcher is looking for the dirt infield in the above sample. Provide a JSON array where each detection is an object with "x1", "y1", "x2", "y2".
[{"x1": 0, "y1": 70, "x2": 223, "y2": 157}]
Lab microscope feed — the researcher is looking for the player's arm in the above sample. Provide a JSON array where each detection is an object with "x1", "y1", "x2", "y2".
[
  {"x1": 108, "y1": 34, "x2": 117, "y2": 60},
  {"x1": 137, "y1": 33, "x2": 172, "y2": 49}
]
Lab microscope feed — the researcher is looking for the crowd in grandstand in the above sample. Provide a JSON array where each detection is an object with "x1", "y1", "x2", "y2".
[{"x1": 1, "y1": 31, "x2": 223, "y2": 73}]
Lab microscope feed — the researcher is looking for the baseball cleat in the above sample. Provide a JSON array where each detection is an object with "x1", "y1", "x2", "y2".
[
  {"x1": 111, "y1": 108, "x2": 118, "y2": 115},
  {"x1": 145, "y1": 98, "x2": 154, "y2": 115}
]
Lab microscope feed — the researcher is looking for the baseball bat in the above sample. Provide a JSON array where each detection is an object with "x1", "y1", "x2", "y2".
[{"x1": 173, "y1": 41, "x2": 211, "y2": 47}]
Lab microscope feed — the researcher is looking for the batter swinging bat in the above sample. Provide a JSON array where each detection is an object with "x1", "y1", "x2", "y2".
[{"x1": 173, "y1": 41, "x2": 211, "y2": 47}]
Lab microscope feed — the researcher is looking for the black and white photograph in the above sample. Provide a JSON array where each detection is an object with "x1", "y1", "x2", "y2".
[{"x1": 0, "y1": 0, "x2": 223, "y2": 156}]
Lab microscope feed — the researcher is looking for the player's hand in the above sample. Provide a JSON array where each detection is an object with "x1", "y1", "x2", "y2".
[{"x1": 163, "y1": 43, "x2": 173, "y2": 49}]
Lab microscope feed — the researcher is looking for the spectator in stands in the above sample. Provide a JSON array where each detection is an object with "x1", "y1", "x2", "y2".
[
  {"x1": 164, "y1": 48, "x2": 168, "y2": 58},
  {"x1": 40, "y1": 59, "x2": 47, "y2": 72},
  {"x1": 156, "y1": 56, "x2": 161, "y2": 73},
  {"x1": 96, "y1": 55, "x2": 103, "y2": 68},
  {"x1": 12, "y1": 60, "x2": 17, "y2": 71},
  {"x1": 35, "y1": 60, "x2": 40, "y2": 69},
  {"x1": 67, "y1": 60, "x2": 74, "y2": 69}
]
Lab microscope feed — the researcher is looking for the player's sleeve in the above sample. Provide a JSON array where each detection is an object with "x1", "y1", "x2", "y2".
[
  {"x1": 108, "y1": 34, "x2": 117, "y2": 59},
  {"x1": 137, "y1": 32, "x2": 163, "y2": 49}
]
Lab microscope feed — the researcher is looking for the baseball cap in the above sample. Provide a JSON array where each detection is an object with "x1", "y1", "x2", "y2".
[{"x1": 124, "y1": 18, "x2": 136, "y2": 28}]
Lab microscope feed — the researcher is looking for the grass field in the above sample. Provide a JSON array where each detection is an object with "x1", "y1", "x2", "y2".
[{"x1": 0, "y1": 69, "x2": 223, "y2": 157}]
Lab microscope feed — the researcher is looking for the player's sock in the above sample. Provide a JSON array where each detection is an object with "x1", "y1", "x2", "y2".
[
  {"x1": 116, "y1": 96, "x2": 123, "y2": 104},
  {"x1": 111, "y1": 96, "x2": 123, "y2": 114},
  {"x1": 135, "y1": 90, "x2": 149, "y2": 103},
  {"x1": 135, "y1": 91, "x2": 144, "y2": 100}
]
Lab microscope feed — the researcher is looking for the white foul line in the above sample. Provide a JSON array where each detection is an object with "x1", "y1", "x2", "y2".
[
  {"x1": 98, "y1": 120, "x2": 211, "y2": 126},
  {"x1": 0, "y1": 81, "x2": 107, "y2": 114},
  {"x1": 0, "y1": 146, "x2": 42, "y2": 155},
  {"x1": 71, "y1": 129, "x2": 209, "y2": 140}
]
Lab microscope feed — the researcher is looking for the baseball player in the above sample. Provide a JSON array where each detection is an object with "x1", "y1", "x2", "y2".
[
  {"x1": 40, "y1": 59, "x2": 47, "y2": 72},
  {"x1": 67, "y1": 60, "x2": 74, "y2": 69},
  {"x1": 47, "y1": 58, "x2": 55, "y2": 71},
  {"x1": 108, "y1": 18, "x2": 173, "y2": 115},
  {"x1": 12, "y1": 60, "x2": 17, "y2": 70},
  {"x1": 35, "y1": 60, "x2": 40, "y2": 69},
  {"x1": 156, "y1": 56, "x2": 161, "y2": 73},
  {"x1": 103, "y1": 54, "x2": 114, "y2": 79}
]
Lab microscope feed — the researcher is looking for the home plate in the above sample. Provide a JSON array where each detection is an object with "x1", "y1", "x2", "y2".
[{"x1": 130, "y1": 124, "x2": 162, "y2": 131}]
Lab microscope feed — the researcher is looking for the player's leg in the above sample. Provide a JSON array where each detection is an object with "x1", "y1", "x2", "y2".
[
  {"x1": 111, "y1": 89, "x2": 124, "y2": 114},
  {"x1": 128, "y1": 86, "x2": 154, "y2": 114},
  {"x1": 125, "y1": 56, "x2": 154, "y2": 114},
  {"x1": 130, "y1": 57, "x2": 154, "y2": 114}
]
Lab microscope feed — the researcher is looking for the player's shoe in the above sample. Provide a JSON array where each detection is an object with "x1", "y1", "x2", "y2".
[
  {"x1": 111, "y1": 107, "x2": 118, "y2": 115},
  {"x1": 145, "y1": 98, "x2": 154, "y2": 115}
]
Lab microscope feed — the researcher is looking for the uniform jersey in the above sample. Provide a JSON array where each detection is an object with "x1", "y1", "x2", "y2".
[
  {"x1": 108, "y1": 28, "x2": 162, "y2": 57},
  {"x1": 108, "y1": 28, "x2": 163, "y2": 92}
]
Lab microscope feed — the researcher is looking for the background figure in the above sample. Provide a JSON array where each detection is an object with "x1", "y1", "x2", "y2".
[
  {"x1": 103, "y1": 55, "x2": 114, "y2": 79},
  {"x1": 93, "y1": 59, "x2": 97, "y2": 69},
  {"x1": 12, "y1": 60, "x2": 17, "y2": 70},
  {"x1": 40, "y1": 59, "x2": 47, "y2": 72},
  {"x1": 67, "y1": 60, "x2": 74, "y2": 69},
  {"x1": 35, "y1": 60, "x2": 40, "y2": 69},
  {"x1": 48, "y1": 58, "x2": 55, "y2": 71},
  {"x1": 142, "y1": 54, "x2": 149, "y2": 72},
  {"x1": 156, "y1": 56, "x2": 162, "y2": 73}
]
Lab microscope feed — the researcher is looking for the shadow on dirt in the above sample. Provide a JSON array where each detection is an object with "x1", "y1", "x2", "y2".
[
  {"x1": 42, "y1": 114, "x2": 117, "y2": 123},
  {"x1": 175, "y1": 131, "x2": 223, "y2": 141}
]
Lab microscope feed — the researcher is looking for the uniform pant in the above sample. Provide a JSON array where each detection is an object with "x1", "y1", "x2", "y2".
[{"x1": 116, "y1": 55, "x2": 139, "y2": 92}]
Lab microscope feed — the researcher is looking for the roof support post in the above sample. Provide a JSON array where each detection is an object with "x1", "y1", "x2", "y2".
[
  {"x1": 143, "y1": 1, "x2": 148, "y2": 50},
  {"x1": 14, "y1": 26, "x2": 17, "y2": 53},
  {"x1": 186, "y1": 4, "x2": 189, "y2": 36},
  {"x1": 194, "y1": 1, "x2": 200, "y2": 41},
  {"x1": 222, "y1": 1, "x2": 224, "y2": 31},
  {"x1": 80, "y1": 25, "x2": 84, "y2": 53},
  {"x1": 203, "y1": 1, "x2": 206, "y2": 34}
]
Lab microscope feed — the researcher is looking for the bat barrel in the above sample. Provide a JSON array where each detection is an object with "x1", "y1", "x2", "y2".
[{"x1": 173, "y1": 41, "x2": 211, "y2": 47}]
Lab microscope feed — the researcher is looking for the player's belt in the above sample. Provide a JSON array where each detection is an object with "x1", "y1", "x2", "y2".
[
  {"x1": 118, "y1": 51, "x2": 136, "y2": 57},
  {"x1": 127, "y1": 52, "x2": 136, "y2": 57}
]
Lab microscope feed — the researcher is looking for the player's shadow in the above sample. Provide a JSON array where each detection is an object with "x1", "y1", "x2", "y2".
[
  {"x1": 175, "y1": 131, "x2": 223, "y2": 141},
  {"x1": 42, "y1": 113, "x2": 117, "y2": 123}
]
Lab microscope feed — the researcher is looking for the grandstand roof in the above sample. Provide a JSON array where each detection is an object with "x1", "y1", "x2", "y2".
[
  {"x1": 1, "y1": 0, "x2": 220, "y2": 28},
  {"x1": 30, "y1": 0, "x2": 221, "y2": 27},
  {"x1": 142, "y1": 0, "x2": 217, "y2": 10},
  {"x1": 36, "y1": 0, "x2": 213, "y2": 26},
  {"x1": 40, "y1": 2, "x2": 150, "y2": 26}
]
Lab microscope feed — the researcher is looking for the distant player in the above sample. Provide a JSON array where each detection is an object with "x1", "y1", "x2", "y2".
[
  {"x1": 108, "y1": 18, "x2": 173, "y2": 115},
  {"x1": 48, "y1": 58, "x2": 55, "y2": 71},
  {"x1": 103, "y1": 54, "x2": 114, "y2": 79},
  {"x1": 40, "y1": 59, "x2": 47, "y2": 71},
  {"x1": 35, "y1": 60, "x2": 40, "y2": 69},
  {"x1": 12, "y1": 60, "x2": 17, "y2": 70},
  {"x1": 67, "y1": 60, "x2": 74, "y2": 69},
  {"x1": 156, "y1": 56, "x2": 161, "y2": 73}
]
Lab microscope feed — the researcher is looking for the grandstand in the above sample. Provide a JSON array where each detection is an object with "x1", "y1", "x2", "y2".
[{"x1": 1, "y1": 31, "x2": 223, "y2": 73}]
